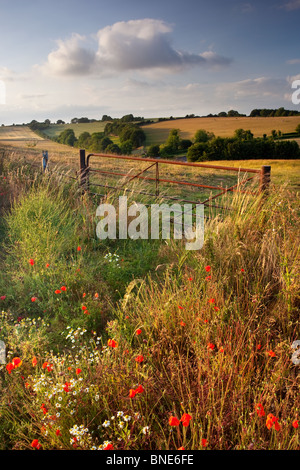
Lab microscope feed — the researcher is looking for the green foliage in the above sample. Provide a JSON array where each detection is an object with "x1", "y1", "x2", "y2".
[
  {"x1": 187, "y1": 128, "x2": 300, "y2": 162},
  {"x1": 57, "y1": 128, "x2": 77, "y2": 146}
]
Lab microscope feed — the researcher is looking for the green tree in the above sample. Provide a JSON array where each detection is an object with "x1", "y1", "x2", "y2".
[
  {"x1": 194, "y1": 129, "x2": 215, "y2": 143},
  {"x1": 148, "y1": 145, "x2": 160, "y2": 157}
]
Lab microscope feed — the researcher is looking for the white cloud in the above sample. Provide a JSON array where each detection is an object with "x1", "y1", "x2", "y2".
[
  {"x1": 280, "y1": 0, "x2": 300, "y2": 10},
  {"x1": 43, "y1": 34, "x2": 96, "y2": 76},
  {"x1": 41, "y1": 19, "x2": 232, "y2": 77},
  {"x1": 287, "y1": 58, "x2": 300, "y2": 65}
]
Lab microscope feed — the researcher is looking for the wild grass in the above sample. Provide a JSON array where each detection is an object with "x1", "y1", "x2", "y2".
[{"x1": 0, "y1": 152, "x2": 299, "y2": 451}]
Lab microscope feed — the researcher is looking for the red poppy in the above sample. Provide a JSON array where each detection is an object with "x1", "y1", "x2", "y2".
[
  {"x1": 29, "y1": 259, "x2": 35, "y2": 266},
  {"x1": 45, "y1": 263, "x2": 50, "y2": 268},
  {"x1": 0, "y1": 295, "x2": 6, "y2": 300},
  {"x1": 76, "y1": 368, "x2": 82, "y2": 375},
  {"x1": 31, "y1": 439, "x2": 42, "y2": 449},
  {"x1": 169, "y1": 416, "x2": 180, "y2": 426},
  {"x1": 208, "y1": 343, "x2": 215, "y2": 350},
  {"x1": 255, "y1": 403, "x2": 265, "y2": 417},
  {"x1": 208, "y1": 298, "x2": 215, "y2": 304},
  {"x1": 267, "y1": 350, "x2": 276, "y2": 357},
  {"x1": 205, "y1": 266, "x2": 211, "y2": 272},
  {"x1": 94, "y1": 293, "x2": 99, "y2": 298},
  {"x1": 82, "y1": 305, "x2": 87, "y2": 311},
  {"x1": 63, "y1": 382, "x2": 71, "y2": 392},
  {"x1": 241, "y1": 268, "x2": 245, "y2": 272},
  {"x1": 31, "y1": 297, "x2": 37, "y2": 302},
  {"x1": 56, "y1": 429, "x2": 61, "y2": 436},
  {"x1": 178, "y1": 447, "x2": 185, "y2": 450},
  {"x1": 180, "y1": 321, "x2": 186, "y2": 327},
  {"x1": 205, "y1": 275, "x2": 212, "y2": 281},
  {"x1": 129, "y1": 389, "x2": 137, "y2": 398},
  {"x1": 60, "y1": 286, "x2": 67, "y2": 291},
  {"x1": 103, "y1": 443, "x2": 113, "y2": 450},
  {"x1": 178, "y1": 305, "x2": 184, "y2": 310},
  {"x1": 107, "y1": 339, "x2": 117, "y2": 348},
  {"x1": 6, "y1": 363, "x2": 14, "y2": 374},
  {"x1": 257, "y1": 344, "x2": 262, "y2": 350},
  {"x1": 292, "y1": 420, "x2": 299, "y2": 429},
  {"x1": 135, "y1": 355, "x2": 144, "y2": 363},
  {"x1": 201, "y1": 438, "x2": 208, "y2": 447},
  {"x1": 135, "y1": 384, "x2": 144, "y2": 394},
  {"x1": 181, "y1": 413, "x2": 192, "y2": 427},
  {"x1": 55, "y1": 290, "x2": 61, "y2": 295},
  {"x1": 77, "y1": 246, "x2": 82, "y2": 252},
  {"x1": 32, "y1": 357, "x2": 37, "y2": 367},
  {"x1": 12, "y1": 357, "x2": 22, "y2": 368},
  {"x1": 266, "y1": 414, "x2": 280, "y2": 431},
  {"x1": 136, "y1": 329, "x2": 142, "y2": 336}
]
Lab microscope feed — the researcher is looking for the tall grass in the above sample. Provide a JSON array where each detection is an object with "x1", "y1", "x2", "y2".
[{"x1": 0, "y1": 157, "x2": 299, "y2": 450}]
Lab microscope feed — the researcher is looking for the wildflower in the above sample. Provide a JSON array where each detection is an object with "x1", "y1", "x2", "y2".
[
  {"x1": 103, "y1": 443, "x2": 113, "y2": 450},
  {"x1": 214, "y1": 306, "x2": 220, "y2": 311},
  {"x1": 241, "y1": 268, "x2": 245, "y2": 273},
  {"x1": 208, "y1": 298, "x2": 215, "y2": 304},
  {"x1": 135, "y1": 385, "x2": 144, "y2": 394},
  {"x1": 63, "y1": 382, "x2": 71, "y2": 392},
  {"x1": 94, "y1": 293, "x2": 99, "y2": 298},
  {"x1": 219, "y1": 347, "x2": 225, "y2": 353},
  {"x1": 0, "y1": 295, "x2": 6, "y2": 300},
  {"x1": 129, "y1": 389, "x2": 137, "y2": 398},
  {"x1": 201, "y1": 438, "x2": 208, "y2": 447},
  {"x1": 178, "y1": 305, "x2": 183, "y2": 310},
  {"x1": 142, "y1": 426, "x2": 150, "y2": 435},
  {"x1": 178, "y1": 446, "x2": 185, "y2": 450},
  {"x1": 107, "y1": 339, "x2": 117, "y2": 348},
  {"x1": 102, "y1": 420, "x2": 110, "y2": 428},
  {"x1": 180, "y1": 321, "x2": 186, "y2": 327},
  {"x1": 205, "y1": 265, "x2": 211, "y2": 272},
  {"x1": 45, "y1": 263, "x2": 50, "y2": 268},
  {"x1": 31, "y1": 439, "x2": 42, "y2": 449},
  {"x1": 292, "y1": 420, "x2": 298, "y2": 429},
  {"x1": 181, "y1": 413, "x2": 192, "y2": 427},
  {"x1": 60, "y1": 286, "x2": 67, "y2": 292},
  {"x1": 31, "y1": 297, "x2": 37, "y2": 302},
  {"x1": 255, "y1": 403, "x2": 265, "y2": 417},
  {"x1": 32, "y1": 357, "x2": 38, "y2": 367},
  {"x1": 267, "y1": 350, "x2": 276, "y2": 357},
  {"x1": 188, "y1": 277, "x2": 193, "y2": 281},
  {"x1": 76, "y1": 368, "x2": 82, "y2": 375},
  {"x1": 136, "y1": 329, "x2": 142, "y2": 336},
  {"x1": 29, "y1": 259, "x2": 35, "y2": 266},
  {"x1": 169, "y1": 416, "x2": 180, "y2": 426},
  {"x1": 205, "y1": 275, "x2": 212, "y2": 281},
  {"x1": 6, "y1": 362, "x2": 14, "y2": 374},
  {"x1": 12, "y1": 357, "x2": 22, "y2": 368},
  {"x1": 77, "y1": 246, "x2": 82, "y2": 252},
  {"x1": 135, "y1": 355, "x2": 144, "y2": 363},
  {"x1": 55, "y1": 290, "x2": 61, "y2": 295},
  {"x1": 207, "y1": 343, "x2": 215, "y2": 350},
  {"x1": 266, "y1": 414, "x2": 280, "y2": 431},
  {"x1": 257, "y1": 344, "x2": 262, "y2": 350},
  {"x1": 82, "y1": 305, "x2": 87, "y2": 311},
  {"x1": 56, "y1": 429, "x2": 61, "y2": 436}
]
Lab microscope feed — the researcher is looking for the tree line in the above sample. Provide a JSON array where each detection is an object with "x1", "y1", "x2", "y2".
[{"x1": 186, "y1": 126, "x2": 300, "y2": 162}]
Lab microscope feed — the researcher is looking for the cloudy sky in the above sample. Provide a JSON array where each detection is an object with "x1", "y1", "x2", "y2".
[{"x1": 0, "y1": 0, "x2": 300, "y2": 124}]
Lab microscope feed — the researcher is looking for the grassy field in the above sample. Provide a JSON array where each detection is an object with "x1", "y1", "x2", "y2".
[
  {"x1": 143, "y1": 116, "x2": 300, "y2": 145},
  {"x1": 0, "y1": 149, "x2": 299, "y2": 451},
  {"x1": 42, "y1": 122, "x2": 107, "y2": 139}
]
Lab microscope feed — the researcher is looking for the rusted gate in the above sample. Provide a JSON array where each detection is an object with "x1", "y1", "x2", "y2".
[{"x1": 78, "y1": 149, "x2": 270, "y2": 211}]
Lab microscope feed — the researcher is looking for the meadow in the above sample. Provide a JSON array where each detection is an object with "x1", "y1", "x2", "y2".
[
  {"x1": 143, "y1": 116, "x2": 300, "y2": 145},
  {"x1": 0, "y1": 128, "x2": 299, "y2": 451}
]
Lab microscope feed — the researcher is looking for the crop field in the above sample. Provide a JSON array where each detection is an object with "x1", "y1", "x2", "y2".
[
  {"x1": 42, "y1": 122, "x2": 107, "y2": 139},
  {"x1": 143, "y1": 116, "x2": 300, "y2": 145}
]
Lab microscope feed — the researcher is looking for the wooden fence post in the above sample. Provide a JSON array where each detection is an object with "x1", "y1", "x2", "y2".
[
  {"x1": 260, "y1": 165, "x2": 271, "y2": 193},
  {"x1": 79, "y1": 149, "x2": 87, "y2": 191}
]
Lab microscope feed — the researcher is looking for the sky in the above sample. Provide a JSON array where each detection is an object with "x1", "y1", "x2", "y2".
[{"x1": 0, "y1": 0, "x2": 300, "y2": 125}]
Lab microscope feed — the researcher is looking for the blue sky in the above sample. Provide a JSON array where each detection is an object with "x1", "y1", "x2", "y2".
[{"x1": 0, "y1": 0, "x2": 300, "y2": 124}]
